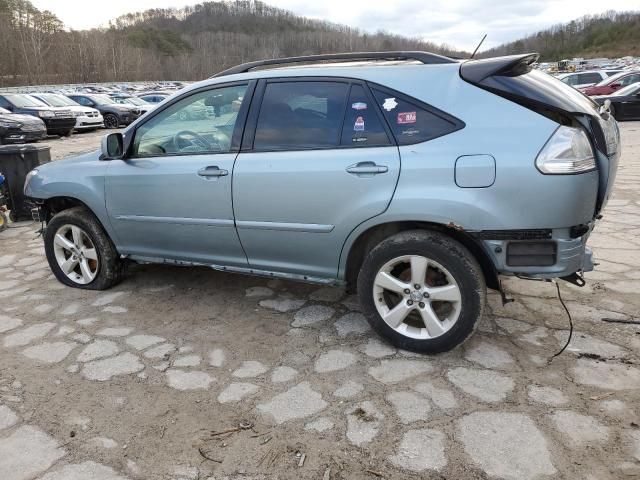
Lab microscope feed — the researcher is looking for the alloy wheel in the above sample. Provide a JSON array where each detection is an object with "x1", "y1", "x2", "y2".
[
  {"x1": 104, "y1": 115, "x2": 118, "y2": 129},
  {"x1": 373, "y1": 255, "x2": 462, "y2": 340},
  {"x1": 52, "y1": 224, "x2": 99, "y2": 285}
]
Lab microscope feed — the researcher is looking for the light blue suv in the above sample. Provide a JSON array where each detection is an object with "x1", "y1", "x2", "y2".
[{"x1": 24, "y1": 52, "x2": 620, "y2": 353}]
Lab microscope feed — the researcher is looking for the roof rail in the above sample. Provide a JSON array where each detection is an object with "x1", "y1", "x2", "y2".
[{"x1": 211, "y1": 51, "x2": 457, "y2": 78}]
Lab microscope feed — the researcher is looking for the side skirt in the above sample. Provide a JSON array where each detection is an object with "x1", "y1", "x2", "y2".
[{"x1": 126, "y1": 255, "x2": 344, "y2": 286}]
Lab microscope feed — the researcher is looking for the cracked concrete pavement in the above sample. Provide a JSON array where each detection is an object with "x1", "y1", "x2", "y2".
[{"x1": 0, "y1": 122, "x2": 639, "y2": 479}]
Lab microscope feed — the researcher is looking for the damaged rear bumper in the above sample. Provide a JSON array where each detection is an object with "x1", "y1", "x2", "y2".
[{"x1": 478, "y1": 226, "x2": 595, "y2": 280}]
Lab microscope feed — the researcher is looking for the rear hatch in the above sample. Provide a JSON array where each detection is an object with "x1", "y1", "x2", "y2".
[{"x1": 460, "y1": 54, "x2": 620, "y2": 214}]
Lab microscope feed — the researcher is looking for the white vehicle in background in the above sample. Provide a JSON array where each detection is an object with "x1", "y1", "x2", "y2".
[
  {"x1": 557, "y1": 69, "x2": 623, "y2": 89},
  {"x1": 29, "y1": 93, "x2": 104, "y2": 131}
]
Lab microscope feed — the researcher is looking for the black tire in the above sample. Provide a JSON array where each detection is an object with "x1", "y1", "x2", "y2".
[
  {"x1": 44, "y1": 206, "x2": 124, "y2": 290},
  {"x1": 357, "y1": 230, "x2": 486, "y2": 354},
  {"x1": 63, "y1": 129, "x2": 73, "y2": 137},
  {"x1": 103, "y1": 113, "x2": 119, "y2": 129}
]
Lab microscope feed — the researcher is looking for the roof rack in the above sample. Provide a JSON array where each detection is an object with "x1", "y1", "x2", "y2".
[{"x1": 211, "y1": 51, "x2": 457, "y2": 78}]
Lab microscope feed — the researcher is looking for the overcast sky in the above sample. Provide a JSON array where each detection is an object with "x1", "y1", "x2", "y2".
[{"x1": 32, "y1": 0, "x2": 639, "y2": 51}]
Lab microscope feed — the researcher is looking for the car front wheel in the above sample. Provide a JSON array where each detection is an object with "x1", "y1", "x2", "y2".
[
  {"x1": 103, "y1": 113, "x2": 119, "y2": 129},
  {"x1": 357, "y1": 230, "x2": 486, "y2": 354},
  {"x1": 44, "y1": 207, "x2": 124, "y2": 290}
]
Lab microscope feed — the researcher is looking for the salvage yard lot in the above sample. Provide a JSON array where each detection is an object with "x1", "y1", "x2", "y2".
[{"x1": 1, "y1": 122, "x2": 639, "y2": 480}]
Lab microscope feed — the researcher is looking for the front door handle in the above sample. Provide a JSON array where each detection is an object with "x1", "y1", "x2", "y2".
[
  {"x1": 198, "y1": 166, "x2": 228, "y2": 177},
  {"x1": 346, "y1": 161, "x2": 388, "y2": 175}
]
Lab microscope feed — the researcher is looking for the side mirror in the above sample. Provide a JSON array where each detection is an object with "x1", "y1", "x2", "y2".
[{"x1": 101, "y1": 132, "x2": 124, "y2": 160}]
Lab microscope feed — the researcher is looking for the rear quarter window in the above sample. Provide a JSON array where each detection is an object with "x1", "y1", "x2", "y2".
[{"x1": 370, "y1": 87, "x2": 464, "y2": 145}]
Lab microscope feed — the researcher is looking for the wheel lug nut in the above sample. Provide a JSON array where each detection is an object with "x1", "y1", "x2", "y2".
[
  {"x1": 414, "y1": 284, "x2": 421, "y2": 290},
  {"x1": 407, "y1": 300, "x2": 413, "y2": 306},
  {"x1": 404, "y1": 289, "x2": 410, "y2": 294},
  {"x1": 423, "y1": 292, "x2": 430, "y2": 298},
  {"x1": 419, "y1": 302, "x2": 425, "y2": 308}
]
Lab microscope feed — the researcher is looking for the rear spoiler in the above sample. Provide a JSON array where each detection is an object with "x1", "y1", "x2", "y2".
[
  {"x1": 460, "y1": 53, "x2": 539, "y2": 83},
  {"x1": 458, "y1": 53, "x2": 601, "y2": 119}
]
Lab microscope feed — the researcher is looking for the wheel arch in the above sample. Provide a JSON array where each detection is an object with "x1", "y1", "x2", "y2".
[
  {"x1": 39, "y1": 196, "x2": 120, "y2": 248},
  {"x1": 342, "y1": 220, "x2": 499, "y2": 292}
]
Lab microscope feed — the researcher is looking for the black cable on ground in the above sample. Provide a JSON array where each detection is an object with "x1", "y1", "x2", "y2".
[{"x1": 550, "y1": 280, "x2": 573, "y2": 361}]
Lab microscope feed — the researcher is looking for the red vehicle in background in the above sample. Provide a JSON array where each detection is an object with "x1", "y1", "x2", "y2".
[{"x1": 580, "y1": 70, "x2": 640, "y2": 96}]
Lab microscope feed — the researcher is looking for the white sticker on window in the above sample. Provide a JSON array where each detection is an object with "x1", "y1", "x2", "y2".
[{"x1": 382, "y1": 97, "x2": 398, "y2": 111}]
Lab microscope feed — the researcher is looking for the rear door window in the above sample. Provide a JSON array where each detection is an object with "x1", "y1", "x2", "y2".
[
  {"x1": 254, "y1": 81, "x2": 348, "y2": 150},
  {"x1": 371, "y1": 87, "x2": 463, "y2": 145},
  {"x1": 340, "y1": 85, "x2": 390, "y2": 147}
]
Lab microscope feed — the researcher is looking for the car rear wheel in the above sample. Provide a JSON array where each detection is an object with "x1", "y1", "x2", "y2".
[
  {"x1": 103, "y1": 113, "x2": 119, "y2": 129},
  {"x1": 357, "y1": 230, "x2": 486, "y2": 353},
  {"x1": 44, "y1": 207, "x2": 124, "y2": 290}
]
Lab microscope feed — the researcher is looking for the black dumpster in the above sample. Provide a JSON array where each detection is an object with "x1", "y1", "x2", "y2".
[{"x1": 0, "y1": 144, "x2": 51, "y2": 221}]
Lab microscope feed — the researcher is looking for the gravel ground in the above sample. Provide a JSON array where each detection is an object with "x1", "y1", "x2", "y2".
[{"x1": 0, "y1": 122, "x2": 639, "y2": 480}]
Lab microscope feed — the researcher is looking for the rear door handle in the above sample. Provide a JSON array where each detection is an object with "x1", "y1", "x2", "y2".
[
  {"x1": 198, "y1": 166, "x2": 228, "y2": 177},
  {"x1": 346, "y1": 162, "x2": 388, "y2": 175}
]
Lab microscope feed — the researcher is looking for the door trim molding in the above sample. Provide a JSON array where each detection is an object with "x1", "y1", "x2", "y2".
[
  {"x1": 114, "y1": 215, "x2": 234, "y2": 227},
  {"x1": 236, "y1": 220, "x2": 334, "y2": 233}
]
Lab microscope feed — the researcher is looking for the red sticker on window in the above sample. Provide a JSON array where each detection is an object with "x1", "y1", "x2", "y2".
[{"x1": 397, "y1": 111, "x2": 417, "y2": 124}]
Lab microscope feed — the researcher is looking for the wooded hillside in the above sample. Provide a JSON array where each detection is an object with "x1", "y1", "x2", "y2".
[
  {"x1": 0, "y1": 0, "x2": 463, "y2": 87},
  {"x1": 1, "y1": 1, "x2": 638, "y2": 87},
  {"x1": 480, "y1": 11, "x2": 640, "y2": 60}
]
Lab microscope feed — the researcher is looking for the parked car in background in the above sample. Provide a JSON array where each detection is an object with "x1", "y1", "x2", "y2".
[
  {"x1": 581, "y1": 70, "x2": 640, "y2": 95},
  {"x1": 138, "y1": 91, "x2": 209, "y2": 120},
  {"x1": 0, "y1": 106, "x2": 47, "y2": 144},
  {"x1": 557, "y1": 69, "x2": 622, "y2": 89},
  {"x1": 66, "y1": 94, "x2": 141, "y2": 129},
  {"x1": 109, "y1": 95, "x2": 155, "y2": 114},
  {"x1": 136, "y1": 92, "x2": 171, "y2": 104},
  {"x1": 593, "y1": 82, "x2": 640, "y2": 121},
  {"x1": 24, "y1": 51, "x2": 620, "y2": 353},
  {"x1": 0, "y1": 94, "x2": 75, "y2": 137},
  {"x1": 30, "y1": 93, "x2": 104, "y2": 131}
]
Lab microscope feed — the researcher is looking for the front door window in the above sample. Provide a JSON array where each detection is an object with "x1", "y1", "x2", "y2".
[{"x1": 133, "y1": 84, "x2": 248, "y2": 157}]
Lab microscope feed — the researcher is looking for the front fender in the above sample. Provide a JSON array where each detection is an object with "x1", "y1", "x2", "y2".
[{"x1": 25, "y1": 151, "x2": 117, "y2": 243}]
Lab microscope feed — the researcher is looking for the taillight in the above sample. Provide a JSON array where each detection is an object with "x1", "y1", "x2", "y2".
[{"x1": 535, "y1": 126, "x2": 596, "y2": 174}]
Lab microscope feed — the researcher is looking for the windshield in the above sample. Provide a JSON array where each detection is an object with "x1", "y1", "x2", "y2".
[
  {"x1": 612, "y1": 83, "x2": 640, "y2": 96},
  {"x1": 5, "y1": 94, "x2": 48, "y2": 108},
  {"x1": 122, "y1": 97, "x2": 148, "y2": 106},
  {"x1": 91, "y1": 95, "x2": 116, "y2": 105},
  {"x1": 34, "y1": 94, "x2": 74, "y2": 107}
]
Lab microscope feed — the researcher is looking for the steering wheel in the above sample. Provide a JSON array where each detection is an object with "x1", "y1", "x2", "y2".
[{"x1": 172, "y1": 130, "x2": 216, "y2": 152}]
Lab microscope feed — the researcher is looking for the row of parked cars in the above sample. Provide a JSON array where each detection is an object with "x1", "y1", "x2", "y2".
[
  {"x1": 557, "y1": 69, "x2": 640, "y2": 120},
  {"x1": 0, "y1": 88, "x2": 180, "y2": 145}
]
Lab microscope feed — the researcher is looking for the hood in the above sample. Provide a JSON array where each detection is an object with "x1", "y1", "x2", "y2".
[
  {"x1": 66, "y1": 105, "x2": 97, "y2": 113},
  {"x1": 17, "y1": 106, "x2": 50, "y2": 112},
  {"x1": 0, "y1": 113, "x2": 44, "y2": 124},
  {"x1": 38, "y1": 149, "x2": 100, "y2": 173}
]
